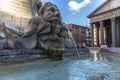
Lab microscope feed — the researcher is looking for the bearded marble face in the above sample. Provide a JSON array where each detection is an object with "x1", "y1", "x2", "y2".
[{"x1": 39, "y1": 2, "x2": 61, "y2": 23}]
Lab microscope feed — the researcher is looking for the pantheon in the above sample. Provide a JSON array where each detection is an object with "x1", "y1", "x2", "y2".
[{"x1": 88, "y1": 0, "x2": 120, "y2": 47}]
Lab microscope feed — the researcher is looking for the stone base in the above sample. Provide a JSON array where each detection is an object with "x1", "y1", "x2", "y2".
[
  {"x1": 46, "y1": 48, "x2": 64, "y2": 61},
  {"x1": 0, "y1": 48, "x2": 90, "y2": 64},
  {"x1": 0, "y1": 49, "x2": 47, "y2": 62},
  {"x1": 99, "y1": 48, "x2": 120, "y2": 57},
  {"x1": 50, "y1": 53, "x2": 62, "y2": 61}
]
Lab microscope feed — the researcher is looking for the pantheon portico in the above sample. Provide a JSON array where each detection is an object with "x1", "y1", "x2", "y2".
[{"x1": 88, "y1": 0, "x2": 120, "y2": 47}]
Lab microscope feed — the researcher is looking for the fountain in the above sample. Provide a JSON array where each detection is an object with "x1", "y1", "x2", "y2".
[
  {"x1": 0, "y1": 1, "x2": 120, "y2": 80},
  {"x1": 0, "y1": 50, "x2": 120, "y2": 80},
  {"x1": 0, "y1": 0, "x2": 90, "y2": 63}
]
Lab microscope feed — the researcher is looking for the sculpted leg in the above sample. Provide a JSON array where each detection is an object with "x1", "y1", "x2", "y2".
[{"x1": 0, "y1": 34, "x2": 37, "y2": 50}]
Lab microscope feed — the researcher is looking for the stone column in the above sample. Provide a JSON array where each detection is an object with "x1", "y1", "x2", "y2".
[
  {"x1": 116, "y1": 19, "x2": 119, "y2": 47},
  {"x1": 111, "y1": 17, "x2": 116, "y2": 47},
  {"x1": 100, "y1": 21, "x2": 104, "y2": 45},
  {"x1": 96, "y1": 25, "x2": 100, "y2": 47},
  {"x1": 91, "y1": 23, "x2": 94, "y2": 47}
]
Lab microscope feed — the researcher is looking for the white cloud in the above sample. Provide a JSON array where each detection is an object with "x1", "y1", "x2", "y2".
[{"x1": 68, "y1": 0, "x2": 91, "y2": 12}]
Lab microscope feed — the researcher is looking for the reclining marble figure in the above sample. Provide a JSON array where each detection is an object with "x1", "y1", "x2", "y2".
[{"x1": 0, "y1": 1, "x2": 72, "y2": 51}]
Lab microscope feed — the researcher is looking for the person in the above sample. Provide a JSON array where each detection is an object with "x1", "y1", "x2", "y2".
[{"x1": 100, "y1": 43, "x2": 107, "y2": 48}]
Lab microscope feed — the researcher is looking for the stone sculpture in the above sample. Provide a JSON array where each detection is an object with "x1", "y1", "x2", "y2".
[
  {"x1": 0, "y1": 1, "x2": 72, "y2": 51},
  {"x1": 0, "y1": 0, "x2": 91, "y2": 62}
]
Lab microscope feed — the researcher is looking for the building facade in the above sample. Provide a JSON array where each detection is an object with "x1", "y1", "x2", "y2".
[
  {"x1": 67, "y1": 24, "x2": 86, "y2": 45},
  {"x1": 88, "y1": 0, "x2": 120, "y2": 47}
]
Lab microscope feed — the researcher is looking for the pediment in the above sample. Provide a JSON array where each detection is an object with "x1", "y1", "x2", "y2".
[{"x1": 88, "y1": 0, "x2": 120, "y2": 17}]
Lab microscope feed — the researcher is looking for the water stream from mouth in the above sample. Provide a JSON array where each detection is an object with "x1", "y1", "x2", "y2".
[{"x1": 66, "y1": 25, "x2": 80, "y2": 59}]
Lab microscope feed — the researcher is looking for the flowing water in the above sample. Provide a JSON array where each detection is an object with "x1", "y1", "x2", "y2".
[
  {"x1": 66, "y1": 26, "x2": 80, "y2": 58},
  {"x1": 0, "y1": 50, "x2": 120, "y2": 80}
]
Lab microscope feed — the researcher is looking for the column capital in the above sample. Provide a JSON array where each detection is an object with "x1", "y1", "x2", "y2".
[
  {"x1": 90, "y1": 23, "x2": 94, "y2": 26},
  {"x1": 95, "y1": 23, "x2": 99, "y2": 27},
  {"x1": 111, "y1": 17, "x2": 115, "y2": 22},
  {"x1": 99, "y1": 21, "x2": 104, "y2": 26}
]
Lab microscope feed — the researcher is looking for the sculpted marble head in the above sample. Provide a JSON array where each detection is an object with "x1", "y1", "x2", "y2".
[{"x1": 38, "y1": 2, "x2": 61, "y2": 23}]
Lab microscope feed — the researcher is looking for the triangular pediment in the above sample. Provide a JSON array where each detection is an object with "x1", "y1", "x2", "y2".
[{"x1": 88, "y1": 0, "x2": 120, "y2": 17}]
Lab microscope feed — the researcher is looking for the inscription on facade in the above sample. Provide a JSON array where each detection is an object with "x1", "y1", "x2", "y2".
[{"x1": 91, "y1": 8, "x2": 120, "y2": 23}]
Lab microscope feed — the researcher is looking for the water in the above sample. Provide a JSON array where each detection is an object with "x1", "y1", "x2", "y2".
[
  {"x1": 0, "y1": 50, "x2": 120, "y2": 80},
  {"x1": 66, "y1": 26, "x2": 80, "y2": 58}
]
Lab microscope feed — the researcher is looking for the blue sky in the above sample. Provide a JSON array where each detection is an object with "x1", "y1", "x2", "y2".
[{"x1": 42, "y1": 0, "x2": 105, "y2": 26}]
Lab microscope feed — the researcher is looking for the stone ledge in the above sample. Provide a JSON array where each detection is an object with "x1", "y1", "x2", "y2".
[
  {"x1": 0, "y1": 48, "x2": 90, "y2": 64},
  {"x1": 0, "y1": 49, "x2": 43, "y2": 55},
  {"x1": 99, "y1": 48, "x2": 120, "y2": 57},
  {"x1": 100, "y1": 48, "x2": 120, "y2": 53}
]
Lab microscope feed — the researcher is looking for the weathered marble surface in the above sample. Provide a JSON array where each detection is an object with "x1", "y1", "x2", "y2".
[
  {"x1": 0, "y1": 1, "x2": 89, "y2": 62},
  {"x1": 0, "y1": 0, "x2": 36, "y2": 27},
  {"x1": 0, "y1": 48, "x2": 90, "y2": 64},
  {"x1": 0, "y1": 1, "x2": 71, "y2": 50},
  {"x1": 100, "y1": 48, "x2": 120, "y2": 55}
]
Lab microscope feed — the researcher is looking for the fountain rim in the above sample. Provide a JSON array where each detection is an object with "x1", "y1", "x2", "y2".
[{"x1": 0, "y1": 48, "x2": 90, "y2": 65}]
